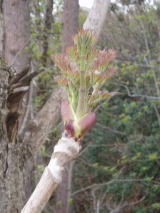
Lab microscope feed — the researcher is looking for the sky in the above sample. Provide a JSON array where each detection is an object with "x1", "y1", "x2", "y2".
[
  {"x1": 79, "y1": 0, "x2": 156, "y2": 9},
  {"x1": 79, "y1": 0, "x2": 117, "y2": 8},
  {"x1": 79, "y1": 0, "x2": 94, "y2": 8}
]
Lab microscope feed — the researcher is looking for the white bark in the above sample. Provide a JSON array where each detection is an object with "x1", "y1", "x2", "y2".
[
  {"x1": 21, "y1": 134, "x2": 81, "y2": 213},
  {"x1": 83, "y1": 0, "x2": 111, "y2": 38}
]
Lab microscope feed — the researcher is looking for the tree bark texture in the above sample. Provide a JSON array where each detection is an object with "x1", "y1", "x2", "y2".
[
  {"x1": 0, "y1": 1, "x2": 31, "y2": 212},
  {"x1": 3, "y1": 0, "x2": 30, "y2": 73},
  {"x1": 0, "y1": 68, "x2": 30, "y2": 213},
  {"x1": 62, "y1": 0, "x2": 79, "y2": 52},
  {"x1": 83, "y1": 0, "x2": 111, "y2": 38}
]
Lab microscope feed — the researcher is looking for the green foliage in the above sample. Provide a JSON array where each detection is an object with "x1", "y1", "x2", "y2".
[{"x1": 73, "y1": 2, "x2": 160, "y2": 213}]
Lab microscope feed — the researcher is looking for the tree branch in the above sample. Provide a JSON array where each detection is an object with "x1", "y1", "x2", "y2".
[
  {"x1": 21, "y1": 133, "x2": 81, "y2": 213},
  {"x1": 71, "y1": 178, "x2": 156, "y2": 197},
  {"x1": 83, "y1": 0, "x2": 111, "y2": 38}
]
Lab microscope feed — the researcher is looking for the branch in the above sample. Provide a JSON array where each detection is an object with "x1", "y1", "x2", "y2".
[
  {"x1": 21, "y1": 133, "x2": 81, "y2": 213},
  {"x1": 83, "y1": 0, "x2": 111, "y2": 38},
  {"x1": 96, "y1": 123, "x2": 126, "y2": 136},
  {"x1": 71, "y1": 178, "x2": 156, "y2": 197},
  {"x1": 108, "y1": 196, "x2": 145, "y2": 213},
  {"x1": 117, "y1": 83, "x2": 160, "y2": 100}
]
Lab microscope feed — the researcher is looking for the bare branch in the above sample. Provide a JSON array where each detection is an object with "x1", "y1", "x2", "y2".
[
  {"x1": 107, "y1": 196, "x2": 145, "y2": 213},
  {"x1": 71, "y1": 179, "x2": 157, "y2": 197},
  {"x1": 96, "y1": 123, "x2": 126, "y2": 136},
  {"x1": 12, "y1": 86, "x2": 29, "y2": 94},
  {"x1": 117, "y1": 83, "x2": 160, "y2": 100}
]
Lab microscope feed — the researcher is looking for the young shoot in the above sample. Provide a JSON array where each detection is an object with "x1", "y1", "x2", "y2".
[{"x1": 53, "y1": 30, "x2": 116, "y2": 139}]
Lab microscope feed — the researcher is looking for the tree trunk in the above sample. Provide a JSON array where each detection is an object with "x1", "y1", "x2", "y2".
[
  {"x1": 0, "y1": 1, "x2": 31, "y2": 212},
  {"x1": 55, "y1": 1, "x2": 79, "y2": 212},
  {"x1": 62, "y1": 0, "x2": 79, "y2": 52},
  {"x1": 3, "y1": 0, "x2": 30, "y2": 73},
  {"x1": 41, "y1": 0, "x2": 54, "y2": 66}
]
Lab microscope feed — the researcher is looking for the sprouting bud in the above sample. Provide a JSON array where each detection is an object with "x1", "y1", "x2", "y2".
[
  {"x1": 92, "y1": 49, "x2": 116, "y2": 70},
  {"x1": 52, "y1": 30, "x2": 116, "y2": 139}
]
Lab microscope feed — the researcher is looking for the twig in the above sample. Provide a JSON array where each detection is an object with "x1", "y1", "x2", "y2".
[
  {"x1": 96, "y1": 123, "x2": 126, "y2": 136},
  {"x1": 71, "y1": 178, "x2": 158, "y2": 197},
  {"x1": 116, "y1": 83, "x2": 160, "y2": 100}
]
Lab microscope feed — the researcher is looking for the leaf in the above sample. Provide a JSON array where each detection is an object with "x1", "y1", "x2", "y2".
[
  {"x1": 61, "y1": 101, "x2": 75, "y2": 123},
  {"x1": 152, "y1": 203, "x2": 160, "y2": 209},
  {"x1": 92, "y1": 163, "x2": 99, "y2": 168},
  {"x1": 78, "y1": 112, "x2": 96, "y2": 136},
  {"x1": 148, "y1": 153, "x2": 158, "y2": 160}
]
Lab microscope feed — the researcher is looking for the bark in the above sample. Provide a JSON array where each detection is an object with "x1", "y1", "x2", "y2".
[
  {"x1": 21, "y1": 134, "x2": 81, "y2": 213},
  {"x1": 3, "y1": 0, "x2": 30, "y2": 73},
  {"x1": 0, "y1": 65, "x2": 10, "y2": 212},
  {"x1": 3, "y1": 0, "x2": 31, "y2": 142},
  {"x1": 83, "y1": 0, "x2": 111, "y2": 38},
  {"x1": 62, "y1": 0, "x2": 79, "y2": 52},
  {"x1": 0, "y1": 13, "x2": 3, "y2": 55},
  {"x1": 0, "y1": 1, "x2": 31, "y2": 212}
]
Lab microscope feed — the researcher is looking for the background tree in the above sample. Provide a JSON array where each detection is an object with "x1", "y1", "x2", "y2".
[
  {"x1": 0, "y1": 0, "x2": 31, "y2": 212},
  {"x1": 55, "y1": 1, "x2": 79, "y2": 213},
  {"x1": 0, "y1": 0, "x2": 62, "y2": 212}
]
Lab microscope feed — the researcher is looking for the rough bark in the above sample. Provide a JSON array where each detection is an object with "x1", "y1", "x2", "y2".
[
  {"x1": 3, "y1": 0, "x2": 30, "y2": 73},
  {"x1": 0, "y1": 1, "x2": 31, "y2": 212},
  {"x1": 0, "y1": 68, "x2": 32, "y2": 213},
  {"x1": 0, "y1": 14, "x2": 3, "y2": 55},
  {"x1": 0, "y1": 65, "x2": 10, "y2": 212},
  {"x1": 3, "y1": 0, "x2": 31, "y2": 142}
]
